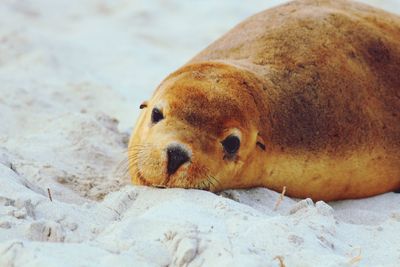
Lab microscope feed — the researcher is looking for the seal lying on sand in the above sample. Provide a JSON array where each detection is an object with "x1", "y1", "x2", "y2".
[{"x1": 128, "y1": 0, "x2": 400, "y2": 201}]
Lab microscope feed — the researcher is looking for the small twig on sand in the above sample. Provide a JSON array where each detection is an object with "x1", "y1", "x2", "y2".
[
  {"x1": 348, "y1": 248, "x2": 362, "y2": 265},
  {"x1": 274, "y1": 256, "x2": 286, "y2": 267},
  {"x1": 274, "y1": 186, "x2": 287, "y2": 211},
  {"x1": 47, "y1": 188, "x2": 53, "y2": 202}
]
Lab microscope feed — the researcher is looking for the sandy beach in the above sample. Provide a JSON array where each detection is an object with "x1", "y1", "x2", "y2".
[{"x1": 0, "y1": 0, "x2": 400, "y2": 266}]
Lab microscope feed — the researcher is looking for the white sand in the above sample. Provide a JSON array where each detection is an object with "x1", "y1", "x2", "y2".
[{"x1": 0, "y1": 1, "x2": 399, "y2": 266}]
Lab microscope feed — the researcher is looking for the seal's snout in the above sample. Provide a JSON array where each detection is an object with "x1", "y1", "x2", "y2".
[{"x1": 166, "y1": 144, "x2": 190, "y2": 175}]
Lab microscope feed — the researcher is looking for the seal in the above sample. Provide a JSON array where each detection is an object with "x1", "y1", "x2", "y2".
[{"x1": 128, "y1": 0, "x2": 400, "y2": 201}]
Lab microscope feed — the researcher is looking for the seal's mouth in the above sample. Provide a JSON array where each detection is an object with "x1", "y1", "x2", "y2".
[
  {"x1": 136, "y1": 167, "x2": 219, "y2": 191},
  {"x1": 136, "y1": 170, "x2": 152, "y2": 186},
  {"x1": 136, "y1": 167, "x2": 171, "y2": 188},
  {"x1": 135, "y1": 166, "x2": 170, "y2": 188}
]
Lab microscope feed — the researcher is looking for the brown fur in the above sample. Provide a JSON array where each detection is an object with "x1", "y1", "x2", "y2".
[{"x1": 129, "y1": 0, "x2": 400, "y2": 201}]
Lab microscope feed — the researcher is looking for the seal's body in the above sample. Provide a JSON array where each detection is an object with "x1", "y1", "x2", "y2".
[{"x1": 129, "y1": 0, "x2": 400, "y2": 201}]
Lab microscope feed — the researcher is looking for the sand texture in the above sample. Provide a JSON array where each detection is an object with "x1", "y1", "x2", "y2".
[{"x1": 0, "y1": 1, "x2": 399, "y2": 266}]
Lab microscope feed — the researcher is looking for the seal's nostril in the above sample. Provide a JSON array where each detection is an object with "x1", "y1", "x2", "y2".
[{"x1": 167, "y1": 145, "x2": 190, "y2": 175}]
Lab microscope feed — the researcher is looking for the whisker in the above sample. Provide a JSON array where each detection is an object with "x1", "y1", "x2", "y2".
[
  {"x1": 124, "y1": 144, "x2": 152, "y2": 153},
  {"x1": 204, "y1": 180, "x2": 210, "y2": 191},
  {"x1": 209, "y1": 175, "x2": 221, "y2": 187},
  {"x1": 113, "y1": 142, "x2": 154, "y2": 180},
  {"x1": 207, "y1": 176, "x2": 215, "y2": 189}
]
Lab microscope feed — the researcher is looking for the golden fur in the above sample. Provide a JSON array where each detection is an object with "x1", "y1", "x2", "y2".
[{"x1": 129, "y1": 0, "x2": 400, "y2": 201}]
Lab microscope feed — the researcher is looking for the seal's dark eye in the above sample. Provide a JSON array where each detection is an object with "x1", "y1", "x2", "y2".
[
  {"x1": 221, "y1": 135, "x2": 240, "y2": 154},
  {"x1": 151, "y1": 108, "x2": 164, "y2": 124}
]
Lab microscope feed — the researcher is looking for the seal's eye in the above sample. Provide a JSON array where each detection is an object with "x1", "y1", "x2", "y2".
[
  {"x1": 151, "y1": 108, "x2": 164, "y2": 124},
  {"x1": 221, "y1": 135, "x2": 240, "y2": 155}
]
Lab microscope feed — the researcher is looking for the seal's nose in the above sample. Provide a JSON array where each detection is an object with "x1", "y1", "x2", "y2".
[{"x1": 167, "y1": 145, "x2": 190, "y2": 175}]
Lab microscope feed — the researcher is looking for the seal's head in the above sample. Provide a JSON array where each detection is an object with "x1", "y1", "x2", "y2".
[{"x1": 128, "y1": 62, "x2": 267, "y2": 191}]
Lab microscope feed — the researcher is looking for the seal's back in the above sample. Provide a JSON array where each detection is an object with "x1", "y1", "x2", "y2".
[{"x1": 189, "y1": 0, "x2": 400, "y2": 200}]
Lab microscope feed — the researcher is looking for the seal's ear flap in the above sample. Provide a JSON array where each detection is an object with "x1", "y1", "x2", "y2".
[
  {"x1": 256, "y1": 134, "x2": 266, "y2": 151},
  {"x1": 139, "y1": 101, "x2": 148, "y2": 109}
]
